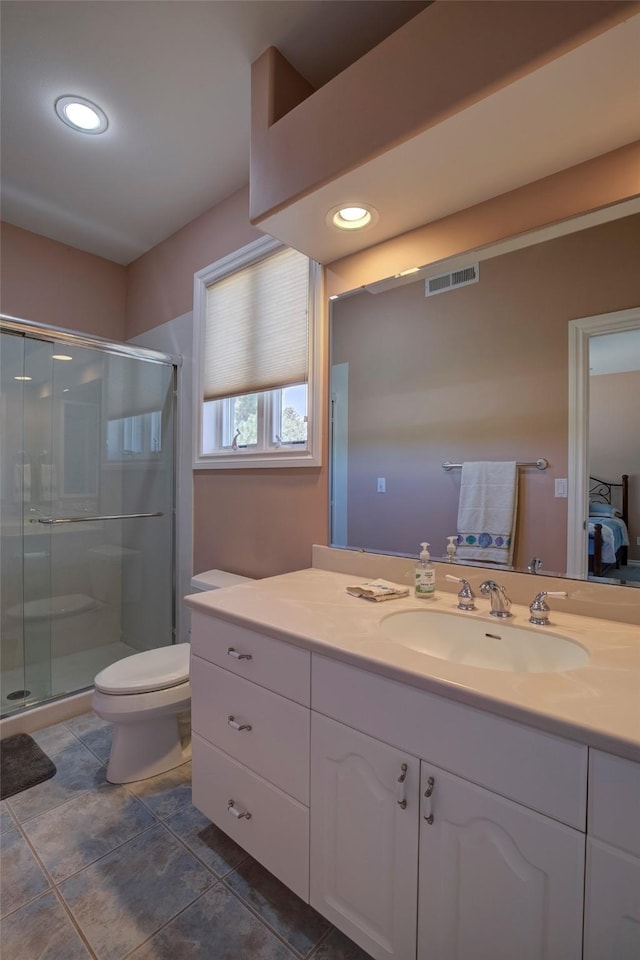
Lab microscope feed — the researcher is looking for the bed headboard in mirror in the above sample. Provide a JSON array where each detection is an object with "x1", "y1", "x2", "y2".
[{"x1": 329, "y1": 210, "x2": 640, "y2": 586}]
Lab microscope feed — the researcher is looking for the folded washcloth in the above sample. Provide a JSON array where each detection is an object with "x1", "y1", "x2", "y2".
[{"x1": 346, "y1": 579, "x2": 410, "y2": 602}]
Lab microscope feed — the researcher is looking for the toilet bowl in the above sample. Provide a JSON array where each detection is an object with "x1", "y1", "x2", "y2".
[{"x1": 92, "y1": 568, "x2": 253, "y2": 783}]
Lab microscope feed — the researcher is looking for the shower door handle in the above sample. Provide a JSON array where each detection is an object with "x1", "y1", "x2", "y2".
[{"x1": 36, "y1": 512, "x2": 163, "y2": 524}]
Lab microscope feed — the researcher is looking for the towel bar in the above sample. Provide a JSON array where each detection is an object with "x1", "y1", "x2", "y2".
[{"x1": 442, "y1": 459, "x2": 548, "y2": 471}]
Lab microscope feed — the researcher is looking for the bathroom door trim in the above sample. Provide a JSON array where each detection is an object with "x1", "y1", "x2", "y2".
[{"x1": 567, "y1": 306, "x2": 640, "y2": 578}]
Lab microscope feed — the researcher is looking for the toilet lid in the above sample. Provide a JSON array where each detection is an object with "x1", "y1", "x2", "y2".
[{"x1": 94, "y1": 643, "x2": 190, "y2": 695}]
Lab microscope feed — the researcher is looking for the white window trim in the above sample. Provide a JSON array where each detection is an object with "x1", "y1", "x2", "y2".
[{"x1": 193, "y1": 236, "x2": 324, "y2": 469}]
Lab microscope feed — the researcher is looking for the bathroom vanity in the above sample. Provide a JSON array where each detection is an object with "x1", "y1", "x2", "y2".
[{"x1": 186, "y1": 563, "x2": 640, "y2": 960}]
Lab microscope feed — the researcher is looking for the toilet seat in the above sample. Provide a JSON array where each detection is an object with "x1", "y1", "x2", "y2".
[{"x1": 94, "y1": 643, "x2": 190, "y2": 695}]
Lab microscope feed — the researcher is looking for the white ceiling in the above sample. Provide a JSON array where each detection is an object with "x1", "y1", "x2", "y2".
[
  {"x1": 2, "y1": 2, "x2": 639, "y2": 269},
  {"x1": 0, "y1": 0, "x2": 429, "y2": 264}
]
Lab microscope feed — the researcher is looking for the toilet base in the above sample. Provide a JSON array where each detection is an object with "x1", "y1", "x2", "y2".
[{"x1": 106, "y1": 715, "x2": 191, "y2": 784}]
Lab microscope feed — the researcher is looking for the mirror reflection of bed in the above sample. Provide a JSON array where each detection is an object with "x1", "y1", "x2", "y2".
[{"x1": 588, "y1": 475, "x2": 634, "y2": 583}]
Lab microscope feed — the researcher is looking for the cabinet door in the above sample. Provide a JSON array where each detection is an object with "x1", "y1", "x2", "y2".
[
  {"x1": 584, "y1": 839, "x2": 640, "y2": 960},
  {"x1": 310, "y1": 713, "x2": 419, "y2": 960},
  {"x1": 418, "y1": 764, "x2": 584, "y2": 960}
]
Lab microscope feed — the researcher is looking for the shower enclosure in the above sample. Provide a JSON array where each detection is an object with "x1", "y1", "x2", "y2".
[{"x1": 0, "y1": 317, "x2": 178, "y2": 717}]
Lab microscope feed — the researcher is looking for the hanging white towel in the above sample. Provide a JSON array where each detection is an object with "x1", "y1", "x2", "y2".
[{"x1": 456, "y1": 461, "x2": 518, "y2": 565}]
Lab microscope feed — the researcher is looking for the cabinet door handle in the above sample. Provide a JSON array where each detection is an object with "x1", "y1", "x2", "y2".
[
  {"x1": 423, "y1": 775, "x2": 435, "y2": 824},
  {"x1": 227, "y1": 647, "x2": 252, "y2": 661},
  {"x1": 227, "y1": 799, "x2": 252, "y2": 820},
  {"x1": 396, "y1": 762, "x2": 408, "y2": 809},
  {"x1": 227, "y1": 715, "x2": 252, "y2": 732}
]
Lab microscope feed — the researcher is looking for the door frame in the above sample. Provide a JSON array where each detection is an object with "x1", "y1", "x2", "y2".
[{"x1": 567, "y1": 307, "x2": 640, "y2": 578}]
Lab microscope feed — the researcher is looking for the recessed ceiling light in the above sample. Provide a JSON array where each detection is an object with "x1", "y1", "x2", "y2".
[
  {"x1": 327, "y1": 203, "x2": 379, "y2": 231},
  {"x1": 52, "y1": 354, "x2": 73, "y2": 361},
  {"x1": 14, "y1": 375, "x2": 32, "y2": 381},
  {"x1": 55, "y1": 95, "x2": 108, "y2": 134}
]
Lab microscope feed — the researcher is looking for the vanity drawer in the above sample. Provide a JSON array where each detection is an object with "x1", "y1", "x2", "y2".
[
  {"x1": 191, "y1": 611, "x2": 310, "y2": 705},
  {"x1": 588, "y1": 750, "x2": 640, "y2": 855},
  {"x1": 192, "y1": 733, "x2": 309, "y2": 901},
  {"x1": 312, "y1": 654, "x2": 587, "y2": 829},
  {"x1": 191, "y1": 656, "x2": 310, "y2": 804}
]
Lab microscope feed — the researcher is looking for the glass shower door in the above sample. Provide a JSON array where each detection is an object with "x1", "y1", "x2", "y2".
[
  {"x1": 1, "y1": 326, "x2": 176, "y2": 716},
  {"x1": 1, "y1": 331, "x2": 53, "y2": 710}
]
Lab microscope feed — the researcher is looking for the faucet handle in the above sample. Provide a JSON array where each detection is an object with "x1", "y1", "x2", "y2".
[
  {"x1": 529, "y1": 591, "x2": 568, "y2": 625},
  {"x1": 445, "y1": 575, "x2": 476, "y2": 611}
]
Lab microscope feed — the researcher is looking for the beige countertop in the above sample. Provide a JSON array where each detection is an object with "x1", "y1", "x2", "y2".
[{"x1": 186, "y1": 567, "x2": 640, "y2": 762}]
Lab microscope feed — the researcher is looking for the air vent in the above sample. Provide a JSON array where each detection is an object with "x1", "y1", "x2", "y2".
[{"x1": 425, "y1": 264, "x2": 479, "y2": 297}]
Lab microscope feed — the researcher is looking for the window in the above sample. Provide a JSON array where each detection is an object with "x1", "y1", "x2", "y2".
[{"x1": 193, "y1": 237, "x2": 323, "y2": 468}]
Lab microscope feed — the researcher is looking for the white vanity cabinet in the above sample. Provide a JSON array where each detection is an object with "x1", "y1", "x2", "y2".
[
  {"x1": 418, "y1": 763, "x2": 584, "y2": 960},
  {"x1": 311, "y1": 655, "x2": 587, "y2": 960},
  {"x1": 190, "y1": 611, "x2": 311, "y2": 899},
  {"x1": 310, "y1": 712, "x2": 420, "y2": 960},
  {"x1": 583, "y1": 751, "x2": 640, "y2": 960}
]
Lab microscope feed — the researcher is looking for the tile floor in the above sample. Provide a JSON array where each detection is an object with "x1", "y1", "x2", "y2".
[{"x1": 0, "y1": 712, "x2": 371, "y2": 960}]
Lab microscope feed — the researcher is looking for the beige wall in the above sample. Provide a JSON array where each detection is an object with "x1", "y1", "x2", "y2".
[
  {"x1": 331, "y1": 215, "x2": 640, "y2": 572},
  {"x1": 590, "y1": 369, "x2": 640, "y2": 562},
  {"x1": 120, "y1": 187, "x2": 329, "y2": 579},
  {"x1": 0, "y1": 222, "x2": 126, "y2": 340},
  {"x1": 125, "y1": 188, "x2": 259, "y2": 338}
]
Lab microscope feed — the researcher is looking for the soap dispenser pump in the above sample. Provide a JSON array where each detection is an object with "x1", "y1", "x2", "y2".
[
  {"x1": 415, "y1": 542, "x2": 436, "y2": 599},
  {"x1": 446, "y1": 536, "x2": 458, "y2": 561}
]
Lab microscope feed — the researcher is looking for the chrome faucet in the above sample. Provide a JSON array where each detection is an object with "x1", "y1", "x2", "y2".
[
  {"x1": 529, "y1": 591, "x2": 568, "y2": 625},
  {"x1": 527, "y1": 556, "x2": 543, "y2": 574},
  {"x1": 445, "y1": 575, "x2": 476, "y2": 611},
  {"x1": 479, "y1": 580, "x2": 512, "y2": 618}
]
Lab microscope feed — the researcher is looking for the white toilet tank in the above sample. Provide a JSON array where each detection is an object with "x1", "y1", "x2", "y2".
[{"x1": 190, "y1": 569, "x2": 253, "y2": 592}]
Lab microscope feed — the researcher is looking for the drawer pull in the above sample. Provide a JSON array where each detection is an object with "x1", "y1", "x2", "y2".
[
  {"x1": 423, "y1": 775, "x2": 435, "y2": 824},
  {"x1": 227, "y1": 715, "x2": 252, "y2": 732},
  {"x1": 227, "y1": 799, "x2": 252, "y2": 820},
  {"x1": 396, "y1": 762, "x2": 408, "y2": 809},
  {"x1": 227, "y1": 647, "x2": 252, "y2": 661}
]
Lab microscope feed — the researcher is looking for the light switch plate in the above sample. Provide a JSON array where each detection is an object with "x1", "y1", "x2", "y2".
[{"x1": 555, "y1": 478, "x2": 568, "y2": 498}]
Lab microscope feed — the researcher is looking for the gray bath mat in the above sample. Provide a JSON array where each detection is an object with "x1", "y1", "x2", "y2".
[{"x1": 0, "y1": 733, "x2": 56, "y2": 799}]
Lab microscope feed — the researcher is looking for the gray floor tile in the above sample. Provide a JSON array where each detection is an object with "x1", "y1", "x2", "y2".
[
  {"x1": 0, "y1": 825, "x2": 50, "y2": 919},
  {"x1": 0, "y1": 889, "x2": 92, "y2": 960},
  {"x1": 59, "y1": 823, "x2": 214, "y2": 960},
  {"x1": 127, "y1": 762, "x2": 192, "y2": 819},
  {"x1": 165, "y1": 802, "x2": 248, "y2": 877},
  {"x1": 31, "y1": 721, "x2": 81, "y2": 758},
  {"x1": 64, "y1": 711, "x2": 114, "y2": 762},
  {"x1": 226, "y1": 858, "x2": 330, "y2": 957},
  {"x1": 309, "y1": 928, "x2": 373, "y2": 960},
  {"x1": 6, "y1": 737, "x2": 106, "y2": 823},
  {"x1": 23, "y1": 781, "x2": 157, "y2": 883},
  {"x1": 128, "y1": 884, "x2": 296, "y2": 960},
  {"x1": 0, "y1": 800, "x2": 15, "y2": 835}
]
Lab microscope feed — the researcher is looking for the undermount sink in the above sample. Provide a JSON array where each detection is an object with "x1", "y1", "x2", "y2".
[{"x1": 379, "y1": 609, "x2": 590, "y2": 673}]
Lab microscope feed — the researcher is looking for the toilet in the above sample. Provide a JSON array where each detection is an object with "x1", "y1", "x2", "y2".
[{"x1": 92, "y1": 568, "x2": 253, "y2": 783}]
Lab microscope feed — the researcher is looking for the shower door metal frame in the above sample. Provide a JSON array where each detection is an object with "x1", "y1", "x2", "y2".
[{"x1": 0, "y1": 314, "x2": 181, "y2": 713}]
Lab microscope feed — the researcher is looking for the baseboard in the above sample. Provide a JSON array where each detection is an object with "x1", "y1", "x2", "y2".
[{"x1": 0, "y1": 689, "x2": 93, "y2": 739}]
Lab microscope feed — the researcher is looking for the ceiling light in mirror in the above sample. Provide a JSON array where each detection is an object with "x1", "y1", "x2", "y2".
[
  {"x1": 329, "y1": 204, "x2": 378, "y2": 231},
  {"x1": 52, "y1": 354, "x2": 73, "y2": 361},
  {"x1": 55, "y1": 96, "x2": 108, "y2": 134}
]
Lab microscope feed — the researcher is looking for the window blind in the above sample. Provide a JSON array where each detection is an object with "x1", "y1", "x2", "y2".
[{"x1": 203, "y1": 246, "x2": 310, "y2": 402}]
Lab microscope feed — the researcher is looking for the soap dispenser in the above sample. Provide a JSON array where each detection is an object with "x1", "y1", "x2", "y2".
[
  {"x1": 446, "y1": 536, "x2": 458, "y2": 562},
  {"x1": 415, "y1": 542, "x2": 436, "y2": 599}
]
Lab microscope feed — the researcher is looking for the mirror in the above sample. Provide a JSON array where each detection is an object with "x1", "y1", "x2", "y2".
[{"x1": 329, "y1": 209, "x2": 640, "y2": 586}]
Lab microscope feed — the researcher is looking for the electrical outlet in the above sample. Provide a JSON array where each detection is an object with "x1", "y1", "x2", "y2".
[{"x1": 377, "y1": 477, "x2": 386, "y2": 493}]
